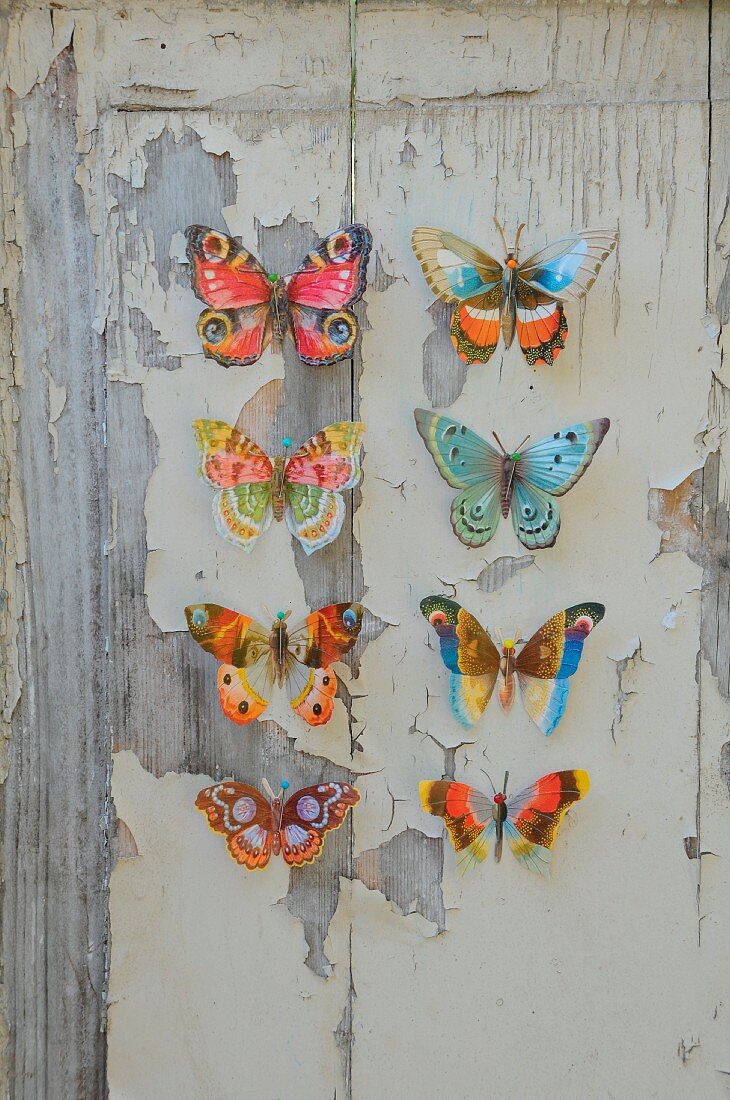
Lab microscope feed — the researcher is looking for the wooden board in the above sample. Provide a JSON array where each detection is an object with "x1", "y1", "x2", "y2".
[{"x1": 1, "y1": 1, "x2": 729, "y2": 1096}]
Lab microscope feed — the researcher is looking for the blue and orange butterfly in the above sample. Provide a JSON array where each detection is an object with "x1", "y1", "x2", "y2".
[
  {"x1": 421, "y1": 596, "x2": 604, "y2": 735},
  {"x1": 420, "y1": 769, "x2": 589, "y2": 877},
  {"x1": 411, "y1": 219, "x2": 617, "y2": 366},
  {"x1": 186, "y1": 224, "x2": 372, "y2": 366},
  {"x1": 414, "y1": 410, "x2": 609, "y2": 551}
]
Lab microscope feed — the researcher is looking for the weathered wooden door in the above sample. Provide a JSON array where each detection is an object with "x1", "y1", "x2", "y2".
[{"x1": 3, "y1": 1, "x2": 729, "y2": 1096}]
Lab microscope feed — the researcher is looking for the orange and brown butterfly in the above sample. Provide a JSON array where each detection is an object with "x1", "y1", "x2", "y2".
[
  {"x1": 411, "y1": 219, "x2": 617, "y2": 366},
  {"x1": 421, "y1": 596, "x2": 605, "y2": 736},
  {"x1": 186, "y1": 224, "x2": 371, "y2": 367},
  {"x1": 196, "y1": 777, "x2": 360, "y2": 870},
  {"x1": 193, "y1": 419, "x2": 364, "y2": 555},
  {"x1": 185, "y1": 602, "x2": 364, "y2": 726},
  {"x1": 420, "y1": 769, "x2": 589, "y2": 878}
]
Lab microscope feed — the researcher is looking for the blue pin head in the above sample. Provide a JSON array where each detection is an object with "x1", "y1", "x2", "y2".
[
  {"x1": 282, "y1": 436, "x2": 292, "y2": 448},
  {"x1": 281, "y1": 780, "x2": 290, "y2": 790}
]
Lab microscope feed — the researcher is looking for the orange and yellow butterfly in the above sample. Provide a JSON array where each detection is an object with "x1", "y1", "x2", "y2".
[
  {"x1": 185, "y1": 602, "x2": 363, "y2": 727},
  {"x1": 411, "y1": 219, "x2": 617, "y2": 366},
  {"x1": 420, "y1": 769, "x2": 589, "y2": 877},
  {"x1": 193, "y1": 419, "x2": 364, "y2": 555}
]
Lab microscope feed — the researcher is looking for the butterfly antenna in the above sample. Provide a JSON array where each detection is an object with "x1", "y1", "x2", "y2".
[
  {"x1": 493, "y1": 217, "x2": 509, "y2": 255},
  {"x1": 502, "y1": 770, "x2": 509, "y2": 797},
  {"x1": 492, "y1": 430, "x2": 508, "y2": 455},
  {"x1": 514, "y1": 434, "x2": 530, "y2": 453},
  {"x1": 262, "y1": 777, "x2": 276, "y2": 801},
  {"x1": 513, "y1": 222, "x2": 526, "y2": 255},
  {"x1": 483, "y1": 769, "x2": 496, "y2": 796},
  {"x1": 263, "y1": 604, "x2": 274, "y2": 623}
]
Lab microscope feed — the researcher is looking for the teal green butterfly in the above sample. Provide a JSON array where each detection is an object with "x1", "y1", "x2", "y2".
[{"x1": 414, "y1": 410, "x2": 610, "y2": 550}]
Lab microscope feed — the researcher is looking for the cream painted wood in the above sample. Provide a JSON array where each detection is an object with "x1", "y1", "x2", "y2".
[{"x1": 1, "y1": 2, "x2": 727, "y2": 1096}]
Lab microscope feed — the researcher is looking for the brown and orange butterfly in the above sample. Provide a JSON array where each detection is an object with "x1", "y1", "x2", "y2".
[
  {"x1": 185, "y1": 602, "x2": 364, "y2": 727},
  {"x1": 411, "y1": 219, "x2": 617, "y2": 366},
  {"x1": 196, "y1": 777, "x2": 359, "y2": 870},
  {"x1": 420, "y1": 769, "x2": 589, "y2": 877},
  {"x1": 186, "y1": 224, "x2": 371, "y2": 367}
]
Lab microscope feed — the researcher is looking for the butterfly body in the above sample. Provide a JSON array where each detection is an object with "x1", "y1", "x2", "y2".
[
  {"x1": 196, "y1": 779, "x2": 360, "y2": 870},
  {"x1": 186, "y1": 601, "x2": 364, "y2": 727},
  {"x1": 421, "y1": 595, "x2": 604, "y2": 735},
  {"x1": 411, "y1": 220, "x2": 616, "y2": 366},
  {"x1": 193, "y1": 419, "x2": 364, "y2": 555},
  {"x1": 420, "y1": 770, "x2": 589, "y2": 877},
  {"x1": 186, "y1": 224, "x2": 372, "y2": 367},
  {"x1": 414, "y1": 409, "x2": 609, "y2": 550}
]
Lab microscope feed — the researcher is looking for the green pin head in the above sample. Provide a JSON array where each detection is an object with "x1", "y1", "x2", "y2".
[
  {"x1": 510, "y1": 452, "x2": 521, "y2": 462},
  {"x1": 268, "y1": 272, "x2": 279, "y2": 283}
]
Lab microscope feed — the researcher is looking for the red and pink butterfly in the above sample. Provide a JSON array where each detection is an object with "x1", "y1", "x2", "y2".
[
  {"x1": 185, "y1": 224, "x2": 372, "y2": 367},
  {"x1": 195, "y1": 777, "x2": 360, "y2": 870}
]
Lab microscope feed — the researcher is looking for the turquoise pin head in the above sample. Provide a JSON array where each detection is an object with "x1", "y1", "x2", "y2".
[
  {"x1": 276, "y1": 610, "x2": 286, "y2": 620},
  {"x1": 282, "y1": 436, "x2": 292, "y2": 448}
]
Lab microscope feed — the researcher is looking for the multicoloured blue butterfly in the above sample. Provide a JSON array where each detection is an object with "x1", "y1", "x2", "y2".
[
  {"x1": 414, "y1": 410, "x2": 610, "y2": 550},
  {"x1": 411, "y1": 220, "x2": 617, "y2": 366},
  {"x1": 421, "y1": 596, "x2": 605, "y2": 735}
]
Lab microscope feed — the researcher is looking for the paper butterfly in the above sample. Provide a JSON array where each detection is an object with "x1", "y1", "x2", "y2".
[
  {"x1": 196, "y1": 777, "x2": 360, "y2": 870},
  {"x1": 185, "y1": 224, "x2": 372, "y2": 366},
  {"x1": 420, "y1": 769, "x2": 589, "y2": 877},
  {"x1": 193, "y1": 419, "x2": 364, "y2": 555},
  {"x1": 421, "y1": 596, "x2": 605, "y2": 735},
  {"x1": 411, "y1": 219, "x2": 617, "y2": 366},
  {"x1": 414, "y1": 410, "x2": 609, "y2": 550},
  {"x1": 185, "y1": 602, "x2": 364, "y2": 726}
]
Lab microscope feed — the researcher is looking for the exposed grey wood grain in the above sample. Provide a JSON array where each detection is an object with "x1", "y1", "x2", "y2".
[{"x1": 2, "y1": 49, "x2": 108, "y2": 1099}]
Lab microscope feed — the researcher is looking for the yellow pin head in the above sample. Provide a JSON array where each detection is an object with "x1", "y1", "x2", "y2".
[{"x1": 503, "y1": 638, "x2": 515, "y2": 650}]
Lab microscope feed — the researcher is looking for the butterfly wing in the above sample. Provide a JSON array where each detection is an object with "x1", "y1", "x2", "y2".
[
  {"x1": 414, "y1": 409, "x2": 503, "y2": 547},
  {"x1": 185, "y1": 604, "x2": 272, "y2": 724},
  {"x1": 283, "y1": 422, "x2": 364, "y2": 554},
  {"x1": 192, "y1": 419, "x2": 274, "y2": 551},
  {"x1": 518, "y1": 229, "x2": 618, "y2": 303},
  {"x1": 279, "y1": 782, "x2": 360, "y2": 866},
  {"x1": 195, "y1": 782, "x2": 275, "y2": 869},
  {"x1": 411, "y1": 228, "x2": 503, "y2": 304},
  {"x1": 504, "y1": 770, "x2": 590, "y2": 877},
  {"x1": 185, "y1": 226, "x2": 273, "y2": 366},
  {"x1": 412, "y1": 228, "x2": 504, "y2": 365},
  {"x1": 514, "y1": 603, "x2": 605, "y2": 735},
  {"x1": 286, "y1": 225, "x2": 372, "y2": 365},
  {"x1": 510, "y1": 479, "x2": 561, "y2": 549},
  {"x1": 420, "y1": 596, "x2": 499, "y2": 726},
  {"x1": 284, "y1": 603, "x2": 364, "y2": 725},
  {"x1": 419, "y1": 781, "x2": 494, "y2": 876},
  {"x1": 514, "y1": 280, "x2": 568, "y2": 366},
  {"x1": 516, "y1": 419, "x2": 610, "y2": 497},
  {"x1": 450, "y1": 289, "x2": 502, "y2": 364}
]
